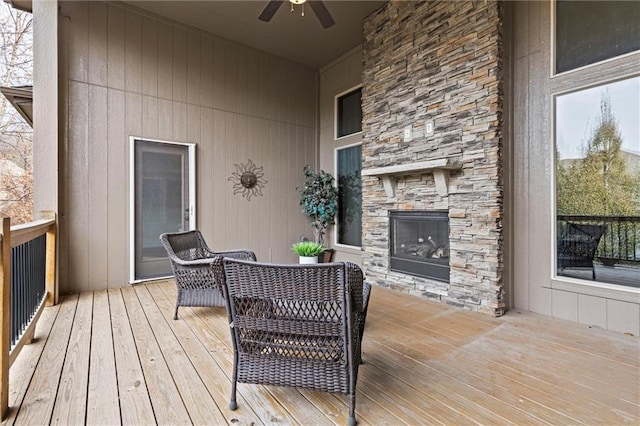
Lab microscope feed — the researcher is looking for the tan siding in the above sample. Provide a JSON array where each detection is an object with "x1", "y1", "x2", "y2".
[
  {"x1": 68, "y1": 1, "x2": 88, "y2": 83},
  {"x1": 157, "y1": 21, "x2": 173, "y2": 100},
  {"x1": 141, "y1": 95, "x2": 158, "y2": 140},
  {"x1": 124, "y1": 11, "x2": 142, "y2": 94},
  {"x1": 606, "y1": 300, "x2": 640, "y2": 336},
  {"x1": 87, "y1": 86, "x2": 108, "y2": 291},
  {"x1": 198, "y1": 107, "x2": 215, "y2": 238},
  {"x1": 141, "y1": 16, "x2": 159, "y2": 97},
  {"x1": 172, "y1": 28, "x2": 187, "y2": 103},
  {"x1": 577, "y1": 294, "x2": 607, "y2": 328},
  {"x1": 106, "y1": 89, "x2": 127, "y2": 288},
  {"x1": 87, "y1": 1, "x2": 107, "y2": 87},
  {"x1": 200, "y1": 37, "x2": 214, "y2": 108},
  {"x1": 512, "y1": 0, "x2": 530, "y2": 311},
  {"x1": 106, "y1": 5, "x2": 125, "y2": 91},
  {"x1": 186, "y1": 32, "x2": 201, "y2": 106},
  {"x1": 60, "y1": 1, "x2": 317, "y2": 292},
  {"x1": 68, "y1": 81, "x2": 89, "y2": 291}
]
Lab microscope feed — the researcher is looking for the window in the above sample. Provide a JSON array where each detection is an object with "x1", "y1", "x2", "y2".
[
  {"x1": 555, "y1": 1, "x2": 640, "y2": 74},
  {"x1": 336, "y1": 87, "x2": 362, "y2": 138},
  {"x1": 555, "y1": 76, "x2": 640, "y2": 287},
  {"x1": 336, "y1": 144, "x2": 362, "y2": 247}
]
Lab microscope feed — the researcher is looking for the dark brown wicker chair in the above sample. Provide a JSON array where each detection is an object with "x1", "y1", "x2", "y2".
[
  {"x1": 159, "y1": 230, "x2": 256, "y2": 319},
  {"x1": 557, "y1": 223, "x2": 607, "y2": 280},
  {"x1": 216, "y1": 257, "x2": 371, "y2": 426}
]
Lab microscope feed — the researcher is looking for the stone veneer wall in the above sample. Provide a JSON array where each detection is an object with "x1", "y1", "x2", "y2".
[{"x1": 361, "y1": 0, "x2": 504, "y2": 315}]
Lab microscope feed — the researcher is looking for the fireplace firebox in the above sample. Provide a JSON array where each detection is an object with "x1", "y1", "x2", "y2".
[{"x1": 389, "y1": 210, "x2": 450, "y2": 282}]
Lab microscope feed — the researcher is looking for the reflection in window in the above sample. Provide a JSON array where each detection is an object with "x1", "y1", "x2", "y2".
[
  {"x1": 337, "y1": 145, "x2": 362, "y2": 247},
  {"x1": 337, "y1": 88, "x2": 362, "y2": 138},
  {"x1": 555, "y1": 76, "x2": 640, "y2": 287}
]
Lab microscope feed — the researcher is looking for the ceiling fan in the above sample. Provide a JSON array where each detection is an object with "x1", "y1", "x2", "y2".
[{"x1": 258, "y1": 0, "x2": 336, "y2": 29}]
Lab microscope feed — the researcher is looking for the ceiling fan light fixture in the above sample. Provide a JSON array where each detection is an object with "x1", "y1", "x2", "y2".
[{"x1": 290, "y1": 0, "x2": 306, "y2": 16}]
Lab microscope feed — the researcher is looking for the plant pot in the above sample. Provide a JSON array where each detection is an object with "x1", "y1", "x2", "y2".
[
  {"x1": 299, "y1": 255, "x2": 318, "y2": 264},
  {"x1": 319, "y1": 248, "x2": 335, "y2": 263}
]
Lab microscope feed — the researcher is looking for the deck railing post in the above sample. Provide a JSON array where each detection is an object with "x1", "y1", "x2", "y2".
[
  {"x1": 0, "y1": 216, "x2": 11, "y2": 419},
  {"x1": 41, "y1": 211, "x2": 57, "y2": 306}
]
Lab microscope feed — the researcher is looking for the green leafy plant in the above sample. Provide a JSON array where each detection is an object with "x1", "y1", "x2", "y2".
[
  {"x1": 291, "y1": 241, "x2": 324, "y2": 257},
  {"x1": 298, "y1": 165, "x2": 339, "y2": 245}
]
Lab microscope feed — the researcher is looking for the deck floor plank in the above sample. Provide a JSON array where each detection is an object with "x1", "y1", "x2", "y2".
[
  {"x1": 50, "y1": 292, "x2": 93, "y2": 425},
  {"x1": 5, "y1": 301, "x2": 61, "y2": 425},
  {"x1": 86, "y1": 290, "x2": 120, "y2": 425},
  {"x1": 368, "y1": 298, "x2": 624, "y2": 423},
  {"x1": 133, "y1": 284, "x2": 229, "y2": 425},
  {"x1": 145, "y1": 281, "x2": 265, "y2": 425},
  {"x1": 119, "y1": 286, "x2": 192, "y2": 424},
  {"x1": 107, "y1": 288, "x2": 155, "y2": 425},
  {"x1": 7, "y1": 281, "x2": 639, "y2": 425},
  {"x1": 13, "y1": 294, "x2": 79, "y2": 425},
  {"x1": 157, "y1": 280, "x2": 314, "y2": 425}
]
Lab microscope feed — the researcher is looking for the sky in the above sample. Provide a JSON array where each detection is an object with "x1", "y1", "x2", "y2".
[{"x1": 556, "y1": 76, "x2": 640, "y2": 160}]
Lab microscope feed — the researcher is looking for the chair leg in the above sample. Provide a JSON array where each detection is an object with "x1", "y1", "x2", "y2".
[
  {"x1": 229, "y1": 380, "x2": 237, "y2": 410},
  {"x1": 174, "y1": 305, "x2": 179, "y2": 320},
  {"x1": 348, "y1": 393, "x2": 356, "y2": 426}
]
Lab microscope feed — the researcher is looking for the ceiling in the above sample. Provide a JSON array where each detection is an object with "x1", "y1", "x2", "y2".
[{"x1": 122, "y1": 1, "x2": 387, "y2": 69}]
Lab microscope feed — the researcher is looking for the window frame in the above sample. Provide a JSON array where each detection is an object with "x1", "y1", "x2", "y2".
[
  {"x1": 333, "y1": 141, "x2": 363, "y2": 250},
  {"x1": 334, "y1": 84, "x2": 363, "y2": 141},
  {"x1": 550, "y1": 73, "x2": 640, "y2": 291}
]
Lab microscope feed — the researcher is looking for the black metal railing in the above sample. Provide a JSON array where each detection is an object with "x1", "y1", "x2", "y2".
[
  {"x1": 557, "y1": 215, "x2": 640, "y2": 265},
  {"x1": 10, "y1": 234, "x2": 46, "y2": 347}
]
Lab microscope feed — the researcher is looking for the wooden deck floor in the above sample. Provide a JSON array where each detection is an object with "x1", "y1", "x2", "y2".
[{"x1": 4, "y1": 280, "x2": 639, "y2": 425}]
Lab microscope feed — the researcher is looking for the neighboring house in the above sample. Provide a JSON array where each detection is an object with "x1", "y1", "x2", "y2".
[{"x1": 10, "y1": 0, "x2": 640, "y2": 334}]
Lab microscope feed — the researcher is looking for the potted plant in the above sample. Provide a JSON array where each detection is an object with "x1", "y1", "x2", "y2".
[
  {"x1": 291, "y1": 241, "x2": 324, "y2": 264},
  {"x1": 297, "y1": 165, "x2": 339, "y2": 247}
]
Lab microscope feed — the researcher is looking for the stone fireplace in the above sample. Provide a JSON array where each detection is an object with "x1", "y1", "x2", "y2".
[{"x1": 360, "y1": 1, "x2": 505, "y2": 316}]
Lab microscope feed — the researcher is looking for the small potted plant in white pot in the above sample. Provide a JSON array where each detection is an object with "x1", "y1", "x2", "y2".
[{"x1": 291, "y1": 241, "x2": 324, "y2": 264}]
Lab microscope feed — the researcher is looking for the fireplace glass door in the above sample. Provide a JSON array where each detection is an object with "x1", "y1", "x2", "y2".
[{"x1": 390, "y1": 210, "x2": 450, "y2": 282}]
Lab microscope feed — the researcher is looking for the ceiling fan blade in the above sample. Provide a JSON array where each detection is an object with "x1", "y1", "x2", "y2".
[
  {"x1": 308, "y1": 1, "x2": 335, "y2": 29},
  {"x1": 258, "y1": 0, "x2": 284, "y2": 22}
]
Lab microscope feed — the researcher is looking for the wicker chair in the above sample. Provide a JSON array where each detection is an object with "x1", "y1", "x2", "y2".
[
  {"x1": 159, "y1": 230, "x2": 256, "y2": 319},
  {"x1": 557, "y1": 223, "x2": 607, "y2": 280},
  {"x1": 215, "y1": 257, "x2": 371, "y2": 426}
]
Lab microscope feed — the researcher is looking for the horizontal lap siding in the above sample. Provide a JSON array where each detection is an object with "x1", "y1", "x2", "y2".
[{"x1": 60, "y1": 1, "x2": 317, "y2": 293}]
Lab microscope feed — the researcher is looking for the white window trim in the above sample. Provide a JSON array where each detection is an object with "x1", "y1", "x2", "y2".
[
  {"x1": 334, "y1": 141, "x2": 363, "y2": 250},
  {"x1": 334, "y1": 84, "x2": 363, "y2": 141},
  {"x1": 129, "y1": 136, "x2": 197, "y2": 284}
]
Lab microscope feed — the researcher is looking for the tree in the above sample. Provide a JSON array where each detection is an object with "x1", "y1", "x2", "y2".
[
  {"x1": 297, "y1": 165, "x2": 339, "y2": 246},
  {"x1": 557, "y1": 94, "x2": 640, "y2": 216},
  {"x1": 0, "y1": 3, "x2": 33, "y2": 224}
]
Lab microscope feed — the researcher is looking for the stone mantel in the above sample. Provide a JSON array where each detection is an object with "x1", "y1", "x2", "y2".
[{"x1": 362, "y1": 158, "x2": 462, "y2": 197}]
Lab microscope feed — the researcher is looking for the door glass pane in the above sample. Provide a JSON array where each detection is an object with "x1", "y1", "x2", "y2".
[
  {"x1": 135, "y1": 140, "x2": 190, "y2": 280},
  {"x1": 337, "y1": 145, "x2": 362, "y2": 247},
  {"x1": 555, "y1": 76, "x2": 640, "y2": 287}
]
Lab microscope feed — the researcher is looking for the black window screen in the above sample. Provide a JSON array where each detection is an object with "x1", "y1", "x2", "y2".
[
  {"x1": 556, "y1": 1, "x2": 640, "y2": 74},
  {"x1": 337, "y1": 88, "x2": 362, "y2": 138}
]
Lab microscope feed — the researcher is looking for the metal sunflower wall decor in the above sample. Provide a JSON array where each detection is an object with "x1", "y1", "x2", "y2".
[{"x1": 228, "y1": 159, "x2": 268, "y2": 201}]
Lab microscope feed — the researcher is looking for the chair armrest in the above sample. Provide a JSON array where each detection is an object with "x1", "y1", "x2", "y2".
[
  {"x1": 168, "y1": 257, "x2": 219, "y2": 267},
  {"x1": 212, "y1": 249, "x2": 257, "y2": 262}
]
